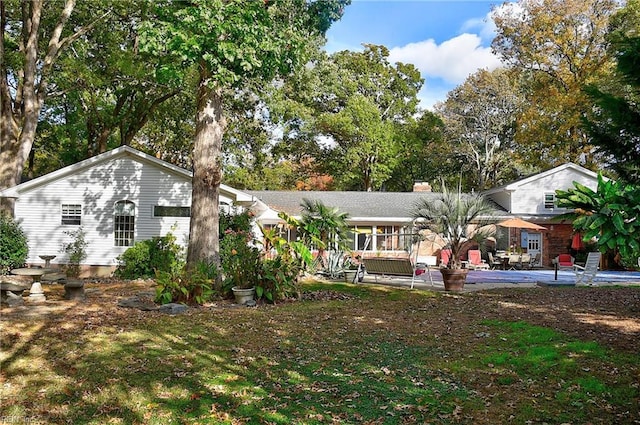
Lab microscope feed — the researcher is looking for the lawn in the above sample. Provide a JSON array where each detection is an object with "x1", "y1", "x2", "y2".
[{"x1": 1, "y1": 280, "x2": 639, "y2": 424}]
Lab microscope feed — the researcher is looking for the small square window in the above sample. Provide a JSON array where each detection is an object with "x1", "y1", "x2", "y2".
[
  {"x1": 61, "y1": 204, "x2": 82, "y2": 225},
  {"x1": 544, "y1": 193, "x2": 556, "y2": 209}
]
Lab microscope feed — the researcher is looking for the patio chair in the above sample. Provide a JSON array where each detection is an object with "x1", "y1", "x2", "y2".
[
  {"x1": 440, "y1": 249, "x2": 452, "y2": 268},
  {"x1": 520, "y1": 253, "x2": 531, "y2": 269},
  {"x1": 574, "y1": 252, "x2": 601, "y2": 285},
  {"x1": 467, "y1": 249, "x2": 489, "y2": 270},
  {"x1": 530, "y1": 252, "x2": 542, "y2": 268},
  {"x1": 487, "y1": 252, "x2": 503, "y2": 270},
  {"x1": 553, "y1": 254, "x2": 575, "y2": 271},
  {"x1": 507, "y1": 254, "x2": 521, "y2": 270}
]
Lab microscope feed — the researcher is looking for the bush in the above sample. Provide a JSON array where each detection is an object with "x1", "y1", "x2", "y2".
[
  {"x1": 220, "y1": 228, "x2": 262, "y2": 292},
  {"x1": 0, "y1": 212, "x2": 29, "y2": 274},
  {"x1": 61, "y1": 227, "x2": 88, "y2": 277},
  {"x1": 219, "y1": 209, "x2": 262, "y2": 293},
  {"x1": 155, "y1": 261, "x2": 217, "y2": 305},
  {"x1": 257, "y1": 228, "x2": 312, "y2": 303},
  {"x1": 115, "y1": 233, "x2": 183, "y2": 279}
]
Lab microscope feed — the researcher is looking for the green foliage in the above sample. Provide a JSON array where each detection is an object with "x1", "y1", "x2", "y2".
[
  {"x1": 220, "y1": 229, "x2": 262, "y2": 291},
  {"x1": 61, "y1": 227, "x2": 88, "y2": 277},
  {"x1": 219, "y1": 209, "x2": 261, "y2": 291},
  {"x1": 436, "y1": 68, "x2": 523, "y2": 190},
  {"x1": 298, "y1": 199, "x2": 350, "y2": 253},
  {"x1": 583, "y1": 0, "x2": 640, "y2": 184},
  {"x1": 0, "y1": 213, "x2": 29, "y2": 275},
  {"x1": 412, "y1": 184, "x2": 495, "y2": 269},
  {"x1": 555, "y1": 175, "x2": 640, "y2": 267},
  {"x1": 257, "y1": 236, "x2": 311, "y2": 303},
  {"x1": 155, "y1": 261, "x2": 217, "y2": 305},
  {"x1": 140, "y1": 0, "x2": 349, "y2": 89},
  {"x1": 293, "y1": 44, "x2": 422, "y2": 191},
  {"x1": 492, "y1": 0, "x2": 617, "y2": 170},
  {"x1": 115, "y1": 233, "x2": 184, "y2": 279}
]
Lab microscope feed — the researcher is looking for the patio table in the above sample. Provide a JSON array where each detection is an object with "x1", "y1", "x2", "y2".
[{"x1": 11, "y1": 268, "x2": 54, "y2": 303}]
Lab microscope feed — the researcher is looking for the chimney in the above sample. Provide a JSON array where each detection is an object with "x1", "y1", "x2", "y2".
[{"x1": 413, "y1": 181, "x2": 432, "y2": 192}]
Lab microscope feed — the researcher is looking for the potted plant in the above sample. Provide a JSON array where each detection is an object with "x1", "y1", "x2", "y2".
[
  {"x1": 341, "y1": 254, "x2": 361, "y2": 283},
  {"x1": 220, "y1": 227, "x2": 262, "y2": 304},
  {"x1": 412, "y1": 184, "x2": 495, "y2": 291}
]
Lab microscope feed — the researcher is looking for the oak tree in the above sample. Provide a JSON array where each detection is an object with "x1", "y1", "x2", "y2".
[
  {"x1": 436, "y1": 68, "x2": 524, "y2": 190},
  {"x1": 0, "y1": 0, "x2": 110, "y2": 212},
  {"x1": 140, "y1": 0, "x2": 348, "y2": 267},
  {"x1": 492, "y1": 0, "x2": 619, "y2": 169}
]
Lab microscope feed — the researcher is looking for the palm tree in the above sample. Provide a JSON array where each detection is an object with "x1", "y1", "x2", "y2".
[
  {"x1": 412, "y1": 185, "x2": 495, "y2": 270},
  {"x1": 298, "y1": 199, "x2": 350, "y2": 269}
]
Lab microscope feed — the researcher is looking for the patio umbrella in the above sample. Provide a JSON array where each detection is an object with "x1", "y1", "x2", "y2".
[
  {"x1": 497, "y1": 218, "x2": 547, "y2": 251},
  {"x1": 497, "y1": 218, "x2": 547, "y2": 231},
  {"x1": 571, "y1": 233, "x2": 585, "y2": 250}
]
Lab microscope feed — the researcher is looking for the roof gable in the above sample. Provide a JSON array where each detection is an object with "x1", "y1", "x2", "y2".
[
  {"x1": 0, "y1": 146, "x2": 252, "y2": 202},
  {"x1": 484, "y1": 163, "x2": 600, "y2": 195}
]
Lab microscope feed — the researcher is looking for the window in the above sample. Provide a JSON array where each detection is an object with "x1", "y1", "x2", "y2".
[
  {"x1": 376, "y1": 226, "x2": 401, "y2": 251},
  {"x1": 114, "y1": 200, "x2": 135, "y2": 247},
  {"x1": 262, "y1": 224, "x2": 297, "y2": 244},
  {"x1": 61, "y1": 204, "x2": 82, "y2": 225},
  {"x1": 153, "y1": 206, "x2": 191, "y2": 217},
  {"x1": 544, "y1": 193, "x2": 556, "y2": 209}
]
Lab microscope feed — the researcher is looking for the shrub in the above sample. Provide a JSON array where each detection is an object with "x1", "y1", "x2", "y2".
[
  {"x1": 61, "y1": 227, "x2": 88, "y2": 277},
  {"x1": 155, "y1": 261, "x2": 217, "y2": 305},
  {"x1": 0, "y1": 212, "x2": 29, "y2": 275},
  {"x1": 115, "y1": 233, "x2": 183, "y2": 279},
  {"x1": 219, "y1": 209, "x2": 262, "y2": 293},
  {"x1": 257, "y1": 227, "x2": 312, "y2": 302},
  {"x1": 220, "y1": 228, "x2": 262, "y2": 291}
]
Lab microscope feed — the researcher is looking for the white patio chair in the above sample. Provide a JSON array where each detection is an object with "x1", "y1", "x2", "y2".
[{"x1": 574, "y1": 252, "x2": 601, "y2": 286}]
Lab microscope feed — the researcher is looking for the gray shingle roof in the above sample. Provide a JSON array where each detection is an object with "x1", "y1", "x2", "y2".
[{"x1": 247, "y1": 190, "x2": 442, "y2": 219}]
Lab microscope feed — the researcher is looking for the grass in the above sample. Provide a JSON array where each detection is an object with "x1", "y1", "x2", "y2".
[{"x1": 1, "y1": 280, "x2": 639, "y2": 424}]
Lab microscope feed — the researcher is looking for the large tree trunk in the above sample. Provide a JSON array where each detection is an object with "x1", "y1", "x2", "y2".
[
  {"x1": 186, "y1": 67, "x2": 225, "y2": 269},
  {"x1": 0, "y1": 0, "x2": 81, "y2": 215}
]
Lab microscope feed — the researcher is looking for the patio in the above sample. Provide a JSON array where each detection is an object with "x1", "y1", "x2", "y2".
[{"x1": 358, "y1": 268, "x2": 640, "y2": 292}]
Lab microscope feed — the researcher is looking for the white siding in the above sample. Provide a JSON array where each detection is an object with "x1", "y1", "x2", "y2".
[
  {"x1": 14, "y1": 157, "x2": 193, "y2": 266},
  {"x1": 510, "y1": 169, "x2": 598, "y2": 215}
]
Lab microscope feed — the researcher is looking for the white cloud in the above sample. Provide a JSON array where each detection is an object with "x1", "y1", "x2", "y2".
[
  {"x1": 388, "y1": 33, "x2": 503, "y2": 85},
  {"x1": 461, "y1": 12, "x2": 497, "y2": 42},
  {"x1": 417, "y1": 86, "x2": 449, "y2": 112}
]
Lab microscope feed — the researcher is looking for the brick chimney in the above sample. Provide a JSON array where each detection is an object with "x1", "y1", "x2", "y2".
[{"x1": 413, "y1": 181, "x2": 432, "y2": 192}]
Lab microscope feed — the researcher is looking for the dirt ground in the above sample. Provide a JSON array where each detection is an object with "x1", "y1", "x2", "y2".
[
  {"x1": 1, "y1": 280, "x2": 639, "y2": 424},
  {"x1": 2, "y1": 280, "x2": 639, "y2": 355}
]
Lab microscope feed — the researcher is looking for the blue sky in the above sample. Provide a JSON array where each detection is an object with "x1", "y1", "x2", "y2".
[{"x1": 324, "y1": 1, "x2": 505, "y2": 109}]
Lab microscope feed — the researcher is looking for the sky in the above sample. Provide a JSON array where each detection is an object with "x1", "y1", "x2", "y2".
[{"x1": 324, "y1": 0, "x2": 505, "y2": 110}]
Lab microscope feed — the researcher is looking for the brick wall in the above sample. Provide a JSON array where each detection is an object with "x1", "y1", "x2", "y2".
[{"x1": 544, "y1": 224, "x2": 573, "y2": 266}]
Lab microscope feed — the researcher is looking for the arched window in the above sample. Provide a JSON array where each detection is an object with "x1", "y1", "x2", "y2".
[{"x1": 114, "y1": 200, "x2": 135, "y2": 247}]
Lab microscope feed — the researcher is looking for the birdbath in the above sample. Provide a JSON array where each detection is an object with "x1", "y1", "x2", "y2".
[
  {"x1": 10, "y1": 268, "x2": 54, "y2": 303},
  {"x1": 39, "y1": 255, "x2": 56, "y2": 268}
]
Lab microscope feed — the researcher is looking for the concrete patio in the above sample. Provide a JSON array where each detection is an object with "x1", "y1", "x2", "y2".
[{"x1": 357, "y1": 268, "x2": 640, "y2": 292}]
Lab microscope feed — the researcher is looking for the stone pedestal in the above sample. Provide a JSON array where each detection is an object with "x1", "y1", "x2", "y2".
[
  {"x1": 11, "y1": 268, "x2": 53, "y2": 303},
  {"x1": 0, "y1": 282, "x2": 28, "y2": 306},
  {"x1": 28, "y1": 281, "x2": 47, "y2": 303},
  {"x1": 64, "y1": 280, "x2": 85, "y2": 300}
]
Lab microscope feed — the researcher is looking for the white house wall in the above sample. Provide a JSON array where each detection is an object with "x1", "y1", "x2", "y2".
[
  {"x1": 509, "y1": 168, "x2": 598, "y2": 215},
  {"x1": 14, "y1": 156, "x2": 194, "y2": 267}
]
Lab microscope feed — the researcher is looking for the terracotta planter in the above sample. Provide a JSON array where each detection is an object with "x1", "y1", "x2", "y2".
[
  {"x1": 440, "y1": 268, "x2": 468, "y2": 292},
  {"x1": 231, "y1": 286, "x2": 256, "y2": 305}
]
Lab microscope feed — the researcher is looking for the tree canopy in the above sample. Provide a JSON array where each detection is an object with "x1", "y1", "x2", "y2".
[
  {"x1": 437, "y1": 68, "x2": 524, "y2": 190},
  {"x1": 583, "y1": 0, "x2": 640, "y2": 183},
  {"x1": 492, "y1": 0, "x2": 619, "y2": 170},
  {"x1": 139, "y1": 0, "x2": 349, "y2": 267}
]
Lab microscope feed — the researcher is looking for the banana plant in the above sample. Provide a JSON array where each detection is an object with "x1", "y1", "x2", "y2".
[{"x1": 555, "y1": 175, "x2": 640, "y2": 267}]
